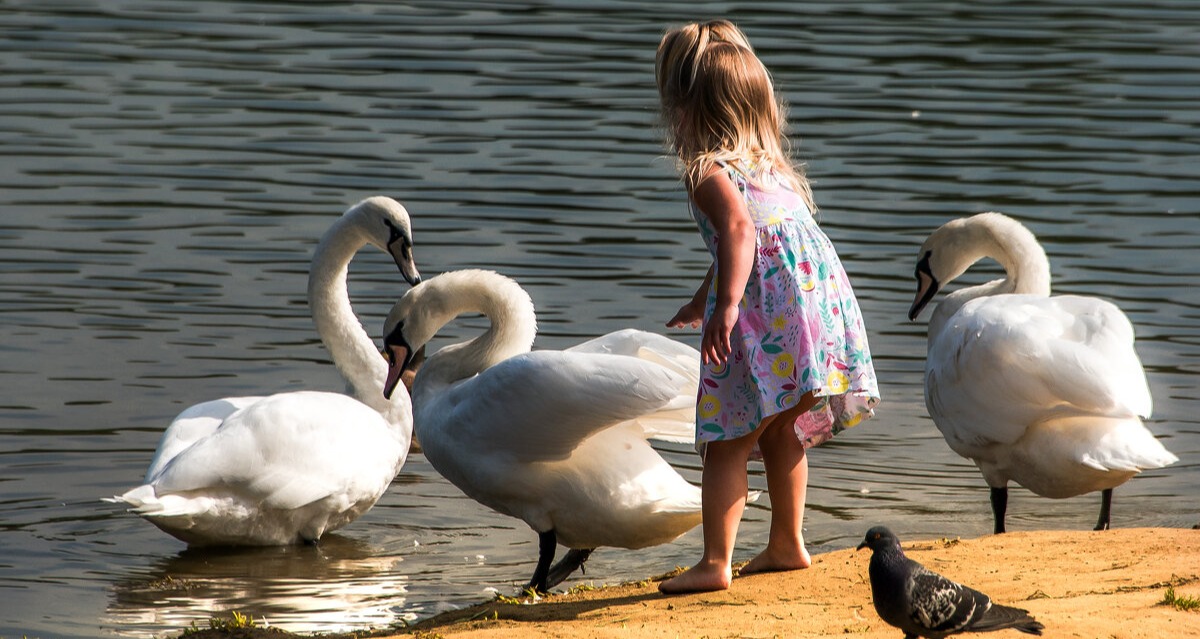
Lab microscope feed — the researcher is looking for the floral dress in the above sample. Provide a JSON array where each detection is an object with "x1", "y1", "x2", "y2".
[{"x1": 692, "y1": 164, "x2": 879, "y2": 452}]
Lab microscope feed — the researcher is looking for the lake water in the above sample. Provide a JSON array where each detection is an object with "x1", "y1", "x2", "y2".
[{"x1": 1, "y1": 2, "x2": 1197, "y2": 637}]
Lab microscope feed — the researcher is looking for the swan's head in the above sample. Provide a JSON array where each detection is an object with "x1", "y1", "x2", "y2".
[
  {"x1": 348, "y1": 196, "x2": 421, "y2": 286},
  {"x1": 380, "y1": 269, "x2": 536, "y2": 399},
  {"x1": 909, "y1": 242, "x2": 950, "y2": 321},
  {"x1": 908, "y1": 212, "x2": 1039, "y2": 320},
  {"x1": 381, "y1": 283, "x2": 443, "y2": 399}
]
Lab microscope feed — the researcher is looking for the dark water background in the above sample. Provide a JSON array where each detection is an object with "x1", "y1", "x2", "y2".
[{"x1": 1, "y1": 1, "x2": 1196, "y2": 637}]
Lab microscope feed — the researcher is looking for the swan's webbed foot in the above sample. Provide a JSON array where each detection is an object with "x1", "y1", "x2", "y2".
[
  {"x1": 544, "y1": 548, "x2": 594, "y2": 590},
  {"x1": 1094, "y1": 488, "x2": 1113, "y2": 531},
  {"x1": 990, "y1": 486, "x2": 1008, "y2": 534},
  {"x1": 525, "y1": 529, "x2": 557, "y2": 594}
]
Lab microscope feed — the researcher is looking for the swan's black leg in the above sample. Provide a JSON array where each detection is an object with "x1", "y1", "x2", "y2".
[
  {"x1": 990, "y1": 486, "x2": 1008, "y2": 534},
  {"x1": 526, "y1": 529, "x2": 557, "y2": 593},
  {"x1": 544, "y1": 548, "x2": 594, "y2": 590},
  {"x1": 1095, "y1": 488, "x2": 1113, "y2": 531}
]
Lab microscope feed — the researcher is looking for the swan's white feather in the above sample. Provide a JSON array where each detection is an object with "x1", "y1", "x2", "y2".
[
  {"x1": 113, "y1": 393, "x2": 406, "y2": 544},
  {"x1": 142, "y1": 397, "x2": 263, "y2": 481},
  {"x1": 393, "y1": 270, "x2": 703, "y2": 553},
  {"x1": 107, "y1": 197, "x2": 417, "y2": 546},
  {"x1": 928, "y1": 294, "x2": 1153, "y2": 458},
  {"x1": 915, "y1": 213, "x2": 1176, "y2": 502},
  {"x1": 427, "y1": 350, "x2": 688, "y2": 463},
  {"x1": 146, "y1": 392, "x2": 403, "y2": 510},
  {"x1": 566, "y1": 328, "x2": 699, "y2": 444}
]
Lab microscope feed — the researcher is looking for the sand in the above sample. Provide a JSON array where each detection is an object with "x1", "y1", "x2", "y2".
[{"x1": 187, "y1": 527, "x2": 1199, "y2": 639}]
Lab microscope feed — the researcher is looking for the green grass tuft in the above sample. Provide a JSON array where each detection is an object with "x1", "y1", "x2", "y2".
[
  {"x1": 1160, "y1": 586, "x2": 1200, "y2": 612},
  {"x1": 181, "y1": 610, "x2": 259, "y2": 633}
]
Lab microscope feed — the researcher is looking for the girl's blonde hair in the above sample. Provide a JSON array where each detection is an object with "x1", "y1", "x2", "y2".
[{"x1": 656, "y1": 20, "x2": 815, "y2": 211}]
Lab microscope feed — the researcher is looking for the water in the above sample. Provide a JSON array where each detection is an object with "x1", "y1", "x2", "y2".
[{"x1": 1, "y1": 1, "x2": 1197, "y2": 637}]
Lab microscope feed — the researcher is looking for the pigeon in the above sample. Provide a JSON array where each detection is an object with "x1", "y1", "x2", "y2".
[{"x1": 857, "y1": 526, "x2": 1044, "y2": 638}]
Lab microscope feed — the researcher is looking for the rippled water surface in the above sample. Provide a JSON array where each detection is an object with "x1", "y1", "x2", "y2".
[{"x1": 2, "y1": 2, "x2": 1197, "y2": 637}]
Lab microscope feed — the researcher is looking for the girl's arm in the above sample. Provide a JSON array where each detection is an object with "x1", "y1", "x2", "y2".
[{"x1": 692, "y1": 169, "x2": 755, "y2": 366}]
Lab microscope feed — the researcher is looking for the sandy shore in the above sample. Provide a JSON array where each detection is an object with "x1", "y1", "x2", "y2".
[{"x1": 188, "y1": 527, "x2": 1199, "y2": 639}]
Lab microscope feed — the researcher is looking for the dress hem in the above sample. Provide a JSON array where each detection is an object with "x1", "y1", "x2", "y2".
[{"x1": 695, "y1": 386, "x2": 879, "y2": 458}]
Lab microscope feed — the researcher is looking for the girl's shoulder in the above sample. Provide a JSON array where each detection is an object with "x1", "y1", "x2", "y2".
[{"x1": 687, "y1": 161, "x2": 740, "y2": 193}]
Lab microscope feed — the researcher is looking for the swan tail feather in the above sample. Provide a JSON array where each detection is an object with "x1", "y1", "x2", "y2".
[
  {"x1": 630, "y1": 412, "x2": 695, "y2": 444},
  {"x1": 651, "y1": 493, "x2": 703, "y2": 515},
  {"x1": 108, "y1": 484, "x2": 216, "y2": 518},
  {"x1": 1079, "y1": 455, "x2": 1113, "y2": 472},
  {"x1": 108, "y1": 484, "x2": 159, "y2": 509},
  {"x1": 1075, "y1": 419, "x2": 1179, "y2": 472}
]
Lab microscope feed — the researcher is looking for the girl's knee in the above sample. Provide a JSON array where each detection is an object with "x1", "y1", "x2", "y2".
[{"x1": 702, "y1": 434, "x2": 758, "y2": 464}]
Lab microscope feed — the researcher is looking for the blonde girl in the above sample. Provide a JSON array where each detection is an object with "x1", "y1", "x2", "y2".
[{"x1": 656, "y1": 20, "x2": 880, "y2": 594}]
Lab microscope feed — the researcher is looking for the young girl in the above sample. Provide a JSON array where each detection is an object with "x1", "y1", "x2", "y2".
[{"x1": 656, "y1": 20, "x2": 880, "y2": 594}]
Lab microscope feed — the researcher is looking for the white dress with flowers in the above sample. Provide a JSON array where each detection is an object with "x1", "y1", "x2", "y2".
[{"x1": 691, "y1": 164, "x2": 879, "y2": 451}]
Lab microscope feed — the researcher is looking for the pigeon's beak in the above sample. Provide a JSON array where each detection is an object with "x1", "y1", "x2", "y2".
[{"x1": 856, "y1": 541, "x2": 868, "y2": 551}]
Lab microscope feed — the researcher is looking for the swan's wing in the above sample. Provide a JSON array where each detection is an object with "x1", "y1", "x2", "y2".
[
  {"x1": 927, "y1": 295, "x2": 1151, "y2": 451},
  {"x1": 144, "y1": 397, "x2": 264, "y2": 481},
  {"x1": 428, "y1": 350, "x2": 688, "y2": 463},
  {"x1": 1041, "y1": 295, "x2": 1152, "y2": 417},
  {"x1": 568, "y1": 328, "x2": 700, "y2": 379},
  {"x1": 150, "y1": 391, "x2": 404, "y2": 511},
  {"x1": 566, "y1": 329, "x2": 700, "y2": 444}
]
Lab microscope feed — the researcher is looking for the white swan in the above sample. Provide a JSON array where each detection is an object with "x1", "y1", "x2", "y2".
[
  {"x1": 107, "y1": 196, "x2": 421, "y2": 546},
  {"x1": 908, "y1": 212, "x2": 1178, "y2": 533},
  {"x1": 379, "y1": 269, "x2": 704, "y2": 591}
]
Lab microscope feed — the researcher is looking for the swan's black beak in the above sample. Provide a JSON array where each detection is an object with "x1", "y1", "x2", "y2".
[
  {"x1": 384, "y1": 219, "x2": 421, "y2": 286},
  {"x1": 382, "y1": 321, "x2": 416, "y2": 399},
  {"x1": 908, "y1": 251, "x2": 939, "y2": 321}
]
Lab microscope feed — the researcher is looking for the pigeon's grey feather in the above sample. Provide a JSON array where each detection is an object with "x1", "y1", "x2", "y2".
[{"x1": 858, "y1": 526, "x2": 1044, "y2": 639}]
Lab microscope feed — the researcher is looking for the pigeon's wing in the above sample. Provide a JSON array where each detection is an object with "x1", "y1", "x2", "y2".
[
  {"x1": 908, "y1": 563, "x2": 991, "y2": 636},
  {"x1": 970, "y1": 602, "x2": 1044, "y2": 635}
]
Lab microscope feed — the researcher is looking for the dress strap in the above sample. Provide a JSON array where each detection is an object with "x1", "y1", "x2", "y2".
[{"x1": 714, "y1": 160, "x2": 750, "y2": 197}]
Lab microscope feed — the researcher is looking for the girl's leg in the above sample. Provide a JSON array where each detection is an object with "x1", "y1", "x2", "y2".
[
  {"x1": 741, "y1": 393, "x2": 819, "y2": 575},
  {"x1": 659, "y1": 431, "x2": 759, "y2": 594}
]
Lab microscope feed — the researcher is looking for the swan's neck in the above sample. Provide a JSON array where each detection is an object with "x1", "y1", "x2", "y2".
[
  {"x1": 412, "y1": 276, "x2": 537, "y2": 403},
  {"x1": 930, "y1": 214, "x2": 1051, "y2": 338},
  {"x1": 929, "y1": 278, "x2": 1010, "y2": 340},
  {"x1": 996, "y1": 225, "x2": 1052, "y2": 297},
  {"x1": 308, "y1": 216, "x2": 412, "y2": 431}
]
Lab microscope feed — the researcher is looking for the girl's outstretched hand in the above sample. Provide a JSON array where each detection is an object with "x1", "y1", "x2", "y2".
[
  {"x1": 701, "y1": 302, "x2": 738, "y2": 366},
  {"x1": 666, "y1": 298, "x2": 705, "y2": 329}
]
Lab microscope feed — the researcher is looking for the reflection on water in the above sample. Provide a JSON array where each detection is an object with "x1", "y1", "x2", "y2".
[
  {"x1": 106, "y1": 535, "x2": 409, "y2": 636},
  {"x1": 1, "y1": 1, "x2": 1197, "y2": 638}
]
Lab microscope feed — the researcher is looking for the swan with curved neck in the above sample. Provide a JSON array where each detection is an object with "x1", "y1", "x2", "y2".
[
  {"x1": 909, "y1": 212, "x2": 1051, "y2": 336},
  {"x1": 382, "y1": 269, "x2": 704, "y2": 592},
  {"x1": 108, "y1": 196, "x2": 420, "y2": 546},
  {"x1": 382, "y1": 269, "x2": 536, "y2": 401},
  {"x1": 909, "y1": 212, "x2": 1176, "y2": 533},
  {"x1": 306, "y1": 196, "x2": 419, "y2": 428}
]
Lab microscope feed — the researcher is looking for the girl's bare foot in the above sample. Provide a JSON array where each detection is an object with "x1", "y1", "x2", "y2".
[
  {"x1": 738, "y1": 544, "x2": 811, "y2": 576},
  {"x1": 658, "y1": 561, "x2": 732, "y2": 594}
]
